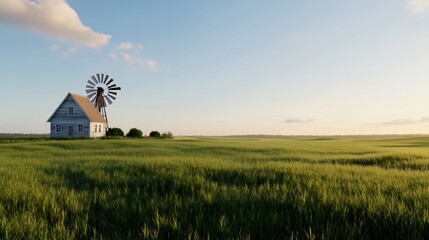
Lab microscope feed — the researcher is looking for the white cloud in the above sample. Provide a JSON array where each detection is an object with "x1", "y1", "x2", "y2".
[
  {"x1": 49, "y1": 44, "x2": 59, "y2": 51},
  {"x1": 407, "y1": 0, "x2": 429, "y2": 12},
  {"x1": 121, "y1": 52, "x2": 138, "y2": 64},
  {"x1": 0, "y1": 0, "x2": 111, "y2": 48},
  {"x1": 284, "y1": 118, "x2": 315, "y2": 124},
  {"x1": 62, "y1": 46, "x2": 78, "y2": 57},
  {"x1": 112, "y1": 40, "x2": 155, "y2": 71},
  {"x1": 120, "y1": 52, "x2": 157, "y2": 71},
  {"x1": 118, "y1": 41, "x2": 133, "y2": 50},
  {"x1": 367, "y1": 116, "x2": 429, "y2": 125},
  {"x1": 383, "y1": 117, "x2": 429, "y2": 125},
  {"x1": 117, "y1": 41, "x2": 143, "y2": 51},
  {"x1": 109, "y1": 52, "x2": 117, "y2": 59},
  {"x1": 146, "y1": 59, "x2": 157, "y2": 71}
]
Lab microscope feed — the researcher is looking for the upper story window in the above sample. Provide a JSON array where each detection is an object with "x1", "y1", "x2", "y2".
[
  {"x1": 55, "y1": 123, "x2": 61, "y2": 133},
  {"x1": 68, "y1": 107, "x2": 74, "y2": 115},
  {"x1": 78, "y1": 124, "x2": 83, "y2": 133}
]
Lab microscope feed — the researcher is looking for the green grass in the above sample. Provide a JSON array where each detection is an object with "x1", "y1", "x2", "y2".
[
  {"x1": 1, "y1": 136, "x2": 429, "y2": 239},
  {"x1": 0, "y1": 133, "x2": 49, "y2": 144}
]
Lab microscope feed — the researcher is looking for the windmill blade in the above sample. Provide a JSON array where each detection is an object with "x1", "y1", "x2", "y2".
[
  {"x1": 103, "y1": 74, "x2": 109, "y2": 84},
  {"x1": 107, "y1": 93, "x2": 116, "y2": 100},
  {"x1": 86, "y1": 73, "x2": 120, "y2": 110},
  {"x1": 87, "y1": 80, "x2": 96, "y2": 86},
  {"x1": 92, "y1": 93, "x2": 99, "y2": 101},
  {"x1": 104, "y1": 95, "x2": 113, "y2": 105},
  {"x1": 87, "y1": 94, "x2": 96, "y2": 101},
  {"x1": 106, "y1": 79, "x2": 114, "y2": 86},
  {"x1": 91, "y1": 75, "x2": 98, "y2": 83},
  {"x1": 86, "y1": 89, "x2": 97, "y2": 94},
  {"x1": 89, "y1": 78, "x2": 97, "y2": 86},
  {"x1": 87, "y1": 92, "x2": 97, "y2": 99}
]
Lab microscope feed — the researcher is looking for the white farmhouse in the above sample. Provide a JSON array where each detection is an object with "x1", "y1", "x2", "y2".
[{"x1": 47, "y1": 93, "x2": 106, "y2": 138}]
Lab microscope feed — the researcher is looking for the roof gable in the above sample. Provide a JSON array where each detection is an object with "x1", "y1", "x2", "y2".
[{"x1": 47, "y1": 93, "x2": 106, "y2": 123}]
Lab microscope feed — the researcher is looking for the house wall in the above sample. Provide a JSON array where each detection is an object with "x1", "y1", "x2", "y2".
[
  {"x1": 50, "y1": 120, "x2": 90, "y2": 138},
  {"x1": 90, "y1": 122, "x2": 106, "y2": 138},
  {"x1": 49, "y1": 95, "x2": 106, "y2": 138},
  {"x1": 49, "y1": 95, "x2": 87, "y2": 120}
]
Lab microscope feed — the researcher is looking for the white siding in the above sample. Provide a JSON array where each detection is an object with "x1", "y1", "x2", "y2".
[{"x1": 90, "y1": 122, "x2": 106, "y2": 138}]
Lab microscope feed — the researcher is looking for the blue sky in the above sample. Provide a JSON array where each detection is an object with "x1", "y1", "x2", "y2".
[{"x1": 2, "y1": 0, "x2": 429, "y2": 135}]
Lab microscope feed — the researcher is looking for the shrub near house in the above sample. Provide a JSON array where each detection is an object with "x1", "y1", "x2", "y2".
[
  {"x1": 161, "y1": 131, "x2": 174, "y2": 139},
  {"x1": 149, "y1": 131, "x2": 161, "y2": 138},
  {"x1": 126, "y1": 128, "x2": 143, "y2": 138},
  {"x1": 108, "y1": 128, "x2": 124, "y2": 137}
]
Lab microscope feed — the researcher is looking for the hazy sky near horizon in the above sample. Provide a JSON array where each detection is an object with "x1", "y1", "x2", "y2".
[{"x1": 2, "y1": 0, "x2": 429, "y2": 135}]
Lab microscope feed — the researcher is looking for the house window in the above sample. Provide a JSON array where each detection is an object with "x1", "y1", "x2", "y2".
[
  {"x1": 99, "y1": 125, "x2": 101, "y2": 133},
  {"x1": 95, "y1": 124, "x2": 97, "y2": 132},
  {"x1": 68, "y1": 107, "x2": 74, "y2": 115},
  {"x1": 78, "y1": 124, "x2": 83, "y2": 133},
  {"x1": 55, "y1": 123, "x2": 61, "y2": 133}
]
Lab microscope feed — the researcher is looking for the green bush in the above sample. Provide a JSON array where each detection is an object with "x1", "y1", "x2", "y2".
[
  {"x1": 161, "y1": 131, "x2": 174, "y2": 139},
  {"x1": 126, "y1": 128, "x2": 143, "y2": 138},
  {"x1": 108, "y1": 128, "x2": 124, "y2": 137},
  {"x1": 149, "y1": 131, "x2": 161, "y2": 138}
]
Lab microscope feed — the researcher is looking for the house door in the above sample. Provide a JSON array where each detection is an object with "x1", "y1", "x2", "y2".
[{"x1": 68, "y1": 126, "x2": 73, "y2": 137}]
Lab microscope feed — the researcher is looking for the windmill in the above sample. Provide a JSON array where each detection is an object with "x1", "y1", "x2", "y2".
[{"x1": 85, "y1": 73, "x2": 121, "y2": 129}]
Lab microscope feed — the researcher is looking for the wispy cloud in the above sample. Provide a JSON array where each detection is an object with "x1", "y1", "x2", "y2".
[
  {"x1": 146, "y1": 59, "x2": 157, "y2": 71},
  {"x1": 407, "y1": 0, "x2": 429, "y2": 12},
  {"x1": 383, "y1": 117, "x2": 429, "y2": 125},
  {"x1": 109, "y1": 52, "x2": 117, "y2": 59},
  {"x1": 110, "y1": 41, "x2": 156, "y2": 71},
  {"x1": 49, "y1": 44, "x2": 59, "y2": 51},
  {"x1": 49, "y1": 43, "x2": 78, "y2": 57},
  {"x1": 120, "y1": 52, "x2": 157, "y2": 71},
  {"x1": 284, "y1": 118, "x2": 315, "y2": 124},
  {"x1": 62, "y1": 47, "x2": 78, "y2": 58},
  {"x1": 367, "y1": 116, "x2": 429, "y2": 125},
  {"x1": 117, "y1": 41, "x2": 143, "y2": 51},
  {"x1": 121, "y1": 52, "x2": 141, "y2": 64},
  {"x1": 118, "y1": 41, "x2": 133, "y2": 50},
  {"x1": 0, "y1": 0, "x2": 111, "y2": 48}
]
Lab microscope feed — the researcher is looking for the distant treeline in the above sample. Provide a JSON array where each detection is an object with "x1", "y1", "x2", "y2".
[
  {"x1": 0, "y1": 133, "x2": 50, "y2": 139},
  {"x1": 223, "y1": 134, "x2": 429, "y2": 139}
]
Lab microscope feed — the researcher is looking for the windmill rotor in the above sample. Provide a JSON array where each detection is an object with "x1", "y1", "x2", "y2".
[
  {"x1": 85, "y1": 73, "x2": 121, "y2": 130},
  {"x1": 85, "y1": 74, "x2": 121, "y2": 108}
]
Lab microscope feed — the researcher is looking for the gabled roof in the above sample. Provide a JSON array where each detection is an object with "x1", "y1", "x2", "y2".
[{"x1": 47, "y1": 93, "x2": 106, "y2": 123}]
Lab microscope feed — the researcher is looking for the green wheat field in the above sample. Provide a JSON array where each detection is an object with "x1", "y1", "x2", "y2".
[{"x1": 1, "y1": 136, "x2": 429, "y2": 239}]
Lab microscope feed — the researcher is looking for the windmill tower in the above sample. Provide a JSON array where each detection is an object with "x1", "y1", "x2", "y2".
[{"x1": 85, "y1": 73, "x2": 121, "y2": 130}]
